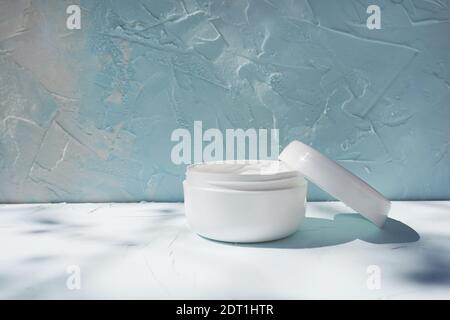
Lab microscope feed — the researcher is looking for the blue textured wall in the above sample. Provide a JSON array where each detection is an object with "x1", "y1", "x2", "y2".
[{"x1": 0, "y1": 0, "x2": 449, "y2": 203}]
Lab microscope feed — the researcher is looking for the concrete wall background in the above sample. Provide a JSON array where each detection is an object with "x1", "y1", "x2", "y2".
[{"x1": 0, "y1": 0, "x2": 449, "y2": 203}]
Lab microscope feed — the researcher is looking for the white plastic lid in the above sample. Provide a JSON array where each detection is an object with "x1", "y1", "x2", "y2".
[{"x1": 279, "y1": 140, "x2": 390, "y2": 227}]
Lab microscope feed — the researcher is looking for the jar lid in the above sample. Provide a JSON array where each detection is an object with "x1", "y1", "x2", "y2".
[{"x1": 279, "y1": 140, "x2": 390, "y2": 227}]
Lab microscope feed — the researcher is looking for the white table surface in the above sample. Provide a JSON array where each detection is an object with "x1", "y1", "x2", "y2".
[{"x1": 0, "y1": 201, "x2": 449, "y2": 299}]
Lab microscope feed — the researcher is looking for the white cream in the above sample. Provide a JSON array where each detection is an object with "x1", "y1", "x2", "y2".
[{"x1": 188, "y1": 160, "x2": 295, "y2": 175}]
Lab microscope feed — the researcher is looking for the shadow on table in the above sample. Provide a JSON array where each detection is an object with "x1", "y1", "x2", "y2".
[{"x1": 237, "y1": 213, "x2": 420, "y2": 249}]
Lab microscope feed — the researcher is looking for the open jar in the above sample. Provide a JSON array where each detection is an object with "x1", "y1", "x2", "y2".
[
  {"x1": 183, "y1": 140, "x2": 391, "y2": 243},
  {"x1": 183, "y1": 160, "x2": 307, "y2": 243}
]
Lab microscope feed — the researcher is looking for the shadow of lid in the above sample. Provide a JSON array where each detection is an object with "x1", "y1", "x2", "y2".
[{"x1": 232, "y1": 213, "x2": 420, "y2": 249}]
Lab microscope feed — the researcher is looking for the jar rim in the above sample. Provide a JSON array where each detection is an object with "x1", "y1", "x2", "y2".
[{"x1": 186, "y1": 160, "x2": 300, "y2": 182}]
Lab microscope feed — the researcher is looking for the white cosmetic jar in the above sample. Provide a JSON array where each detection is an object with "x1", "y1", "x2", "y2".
[{"x1": 183, "y1": 160, "x2": 307, "y2": 243}]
